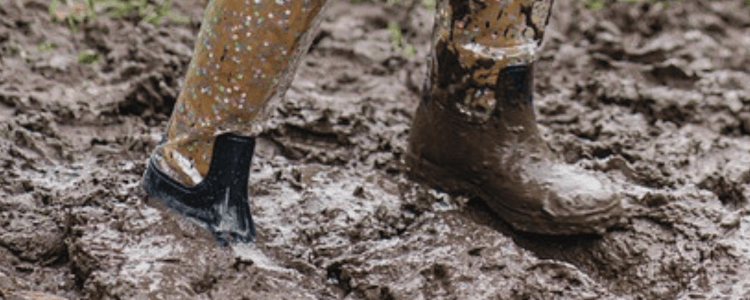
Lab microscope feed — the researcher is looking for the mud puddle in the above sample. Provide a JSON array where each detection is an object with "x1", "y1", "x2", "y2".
[{"x1": 2, "y1": 0, "x2": 750, "y2": 299}]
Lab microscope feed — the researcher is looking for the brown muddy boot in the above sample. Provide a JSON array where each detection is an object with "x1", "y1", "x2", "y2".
[{"x1": 407, "y1": 0, "x2": 622, "y2": 235}]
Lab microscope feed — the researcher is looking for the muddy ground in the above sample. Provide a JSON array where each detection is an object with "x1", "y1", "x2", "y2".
[{"x1": 2, "y1": 0, "x2": 750, "y2": 298}]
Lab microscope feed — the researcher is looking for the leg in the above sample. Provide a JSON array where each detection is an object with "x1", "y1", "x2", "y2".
[
  {"x1": 155, "y1": 0, "x2": 328, "y2": 187},
  {"x1": 408, "y1": 0, "x2": 622, "y2": 234},
  {"x1": 144, "y1": 0, "x2": 328, "y2": 245}
]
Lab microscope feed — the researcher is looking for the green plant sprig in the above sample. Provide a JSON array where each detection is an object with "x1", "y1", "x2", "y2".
[{"x1": 49, "y1": 0, "x2": 187, "y2": 31}]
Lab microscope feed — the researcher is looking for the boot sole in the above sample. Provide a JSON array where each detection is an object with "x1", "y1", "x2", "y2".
[{"x1": 405, "y1": 152, "x2": 623, "y2": 235}]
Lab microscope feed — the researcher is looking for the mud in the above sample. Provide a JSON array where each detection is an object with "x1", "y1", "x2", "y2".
[{"x1": 2, "y1": 0, "x2": 750, "y2": 299}]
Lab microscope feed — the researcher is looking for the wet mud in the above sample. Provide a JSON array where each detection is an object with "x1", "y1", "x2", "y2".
[{"x1": 2, "y1": 0, "x2": 750, "y2": 298}]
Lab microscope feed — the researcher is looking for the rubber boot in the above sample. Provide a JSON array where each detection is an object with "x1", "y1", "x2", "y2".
[
  {"x1": 144, "y1": 134, "x2": 256, "y2": 245},
  {"x1": 407, "y1": 0, "x2": 622, "y2": 235},
  {"x1": 143, "y1": 0, "x2": 327, "y2": 244}
]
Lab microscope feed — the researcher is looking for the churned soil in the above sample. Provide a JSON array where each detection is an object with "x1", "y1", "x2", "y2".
[{"x1": 2, "y1": 0, "x2": 750, "y2": 299}]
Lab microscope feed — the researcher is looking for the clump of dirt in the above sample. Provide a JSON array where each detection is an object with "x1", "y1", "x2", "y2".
[{"x1": 2, "y1": 0, "x2": 750, "y2": 299}]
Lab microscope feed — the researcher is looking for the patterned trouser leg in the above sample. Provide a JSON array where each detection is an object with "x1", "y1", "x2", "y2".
[
  {"x1": 429, "y1": 0, "x2": 554, "y2": 122},
  {"x1": 152, "y1": 0, "x2": 328, "y2": 186}
]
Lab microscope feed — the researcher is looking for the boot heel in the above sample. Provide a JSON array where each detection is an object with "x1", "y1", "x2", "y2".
[{"x1": 143, "y1": 134, "x2": 256, "y2": 245}]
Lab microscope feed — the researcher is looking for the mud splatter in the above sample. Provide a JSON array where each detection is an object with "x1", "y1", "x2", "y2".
[{"x1": 2, "y1": 0, "x2": 750, "y2": 299}]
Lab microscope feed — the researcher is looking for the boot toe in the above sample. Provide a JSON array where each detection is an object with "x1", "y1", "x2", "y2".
[{"x1": 531, "y1": 164, "x2": 623, "y2": 234}]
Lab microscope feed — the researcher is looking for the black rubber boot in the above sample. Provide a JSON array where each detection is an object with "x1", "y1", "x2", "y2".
[{"x1": 143, "y1": 133, "x2": 256, "y2": 245}]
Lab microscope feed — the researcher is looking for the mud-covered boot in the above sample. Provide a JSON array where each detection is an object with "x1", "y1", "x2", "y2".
[
  {"x1": 407, "y1": 0, "x2": 622, "y2": 235},
  {"x1": 144, "y1": 134, "x2": 256, "y2": 245}
]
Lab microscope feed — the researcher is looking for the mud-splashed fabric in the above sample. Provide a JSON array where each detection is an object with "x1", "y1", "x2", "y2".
[
  {"x1": 152, "y1": 0, "x2": 328, "y2": 186},
  {"x1": 429, "y1": 0, "x2": 554, "y2": 122}
]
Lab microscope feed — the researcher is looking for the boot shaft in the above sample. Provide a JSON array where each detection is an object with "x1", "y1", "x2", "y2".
[
  {"x1": 428, "y1": 0, "x2": 553, "y2": 124},
  {"x1": 204, "y1": 134, "x2": 255, "y2": 185}
]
